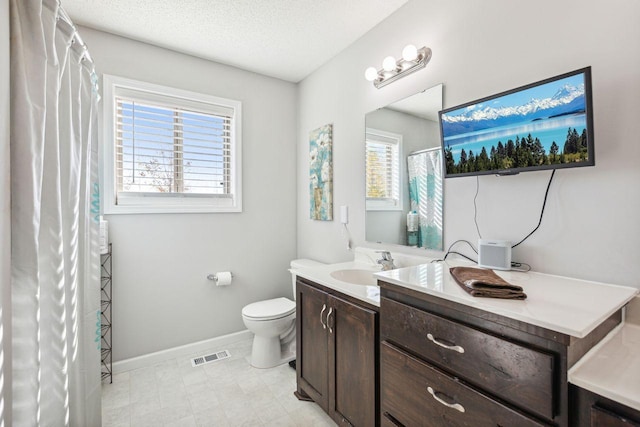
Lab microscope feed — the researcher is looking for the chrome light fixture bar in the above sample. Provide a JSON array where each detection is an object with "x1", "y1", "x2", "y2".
[{"x1": 365, "y1": 45, "x2": 432, "y2": 89}]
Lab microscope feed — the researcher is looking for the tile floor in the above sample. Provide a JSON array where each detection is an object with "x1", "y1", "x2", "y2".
[{"x1": 102, "y1": 339, "x2": 336, "y2": 426}]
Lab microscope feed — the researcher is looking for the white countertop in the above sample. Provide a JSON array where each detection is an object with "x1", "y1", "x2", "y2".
[
  {"x1": 375, "y1": 262, "x2": 638, "y2": 338},
  {"x1": 569, "y1": 297, "x2": 640, "y2": 412},
  {"x1": 294, "y1": 258, "x2": 638, "y2": 338}
]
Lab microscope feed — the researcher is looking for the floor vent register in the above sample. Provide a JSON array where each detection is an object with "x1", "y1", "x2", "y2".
[{"x1": 191, "y1": 350, "x2": 231, "y2": 367}]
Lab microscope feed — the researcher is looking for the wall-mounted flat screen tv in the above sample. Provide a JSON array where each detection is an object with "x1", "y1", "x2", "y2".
[{"x1": 439, "y1": 67, "x2": 594, "y2": 178}]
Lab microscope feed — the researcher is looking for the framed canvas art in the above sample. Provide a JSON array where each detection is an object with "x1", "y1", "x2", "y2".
[{"x1": 309, "y1": 124, "x2": 333, "y2": 220}]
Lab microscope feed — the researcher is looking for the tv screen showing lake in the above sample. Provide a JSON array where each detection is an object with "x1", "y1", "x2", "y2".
[{"x1": 441, "y1": 72, "x2": 591, "y2": 176}]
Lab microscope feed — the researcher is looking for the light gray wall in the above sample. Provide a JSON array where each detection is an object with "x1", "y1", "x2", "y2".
[
  {"x1": 1, "y1": 0, "x2": 10, "y2": 422},
  {"x1": 79, "y1": 27, "x2": 299, "y2": 360},
  {"x1": 297, "y1": 0, "x2": 640, "y2": 288}
]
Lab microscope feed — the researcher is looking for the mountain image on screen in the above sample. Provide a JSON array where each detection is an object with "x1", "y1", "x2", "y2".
[{"x1": 440, "y1": 69, "x2": 593, "y2": 177}]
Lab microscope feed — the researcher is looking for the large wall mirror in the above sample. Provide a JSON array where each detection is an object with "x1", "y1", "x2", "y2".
[{"x1": 365, "y1": 84, "x2": 444, "y2": 250}]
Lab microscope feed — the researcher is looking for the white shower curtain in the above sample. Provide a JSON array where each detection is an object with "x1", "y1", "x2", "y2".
[{"x1": 10, "y1": 0, "x2": 101, "y2": 425}]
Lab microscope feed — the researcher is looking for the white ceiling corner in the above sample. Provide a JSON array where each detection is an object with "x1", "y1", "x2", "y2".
[{"x1": 61, "y1": 0, "x2": 410, "y2": 82}]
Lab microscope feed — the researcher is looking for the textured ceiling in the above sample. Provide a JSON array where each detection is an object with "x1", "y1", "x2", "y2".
[{"x1": 62, "y1": 0, "x2": 409, "y2": 82}]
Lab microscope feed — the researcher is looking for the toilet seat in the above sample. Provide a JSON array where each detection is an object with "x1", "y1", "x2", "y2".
[{"x1": 242, "y1": 297, "x2": 295, "y2": 321}]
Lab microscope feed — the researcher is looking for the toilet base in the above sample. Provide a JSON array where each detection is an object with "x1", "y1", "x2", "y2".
[{"x1": 250, "y1": 335, "x2": 296, "y2": 369}]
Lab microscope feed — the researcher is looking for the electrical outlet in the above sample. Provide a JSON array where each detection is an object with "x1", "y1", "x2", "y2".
[{"x1": 340, "y1": 205, "x2": 348, "y2": 224}]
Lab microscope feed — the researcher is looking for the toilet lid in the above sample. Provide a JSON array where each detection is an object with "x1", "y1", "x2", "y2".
[{"x1": 242, "y1": 297, "x2": 296, "y2": 320}]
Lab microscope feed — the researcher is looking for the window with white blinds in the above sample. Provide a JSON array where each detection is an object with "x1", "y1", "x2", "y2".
[
  {"x1": 103, "y1": 75, "x2": 242, "y2": 214},
  {"x1": 116, "y1": 99, "x2": 232, "y2": 195},
  {"x1": 365, "y1": 129, "x2": 402, "y2": 211}
]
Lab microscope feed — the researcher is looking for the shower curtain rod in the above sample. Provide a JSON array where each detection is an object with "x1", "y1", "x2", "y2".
[
  {"x1": 50, "y1": 1, "x2": 95, "y2": 65},
  {"x1": 56, "y1": 4, "x2": 73, "y2": 26},
  {"x1": 409, "y1": 146, "x2": 441, "y2": 156}
]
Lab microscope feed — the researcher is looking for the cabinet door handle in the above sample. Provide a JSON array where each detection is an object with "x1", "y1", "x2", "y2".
[
  {"x1": 427, "y1": 386, "x2": 465, "y2": 413},
  {"x1": 320, "y1": 304, "x2": 327, "y2": 329},
  {"x1": 427, "y1": 333, "x2": 465, "y2": 354},
  {"x1": 327, "y1": 307, "x2": 334, "y2": 333}
]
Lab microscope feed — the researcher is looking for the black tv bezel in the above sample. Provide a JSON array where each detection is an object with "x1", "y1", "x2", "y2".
[{"x1": 439, "y1": 66, "x2": 595, "y2": 179}]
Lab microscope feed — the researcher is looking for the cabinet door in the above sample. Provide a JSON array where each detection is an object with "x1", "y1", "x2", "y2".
[
  {"x1": 296, "y1": 280, "x2": 329, "y2": 410},
  {"x1": 328, "y1": 295, "x2": 377, "y2": 427}
]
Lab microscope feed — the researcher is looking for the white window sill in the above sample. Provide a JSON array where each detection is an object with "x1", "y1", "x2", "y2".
[
  {"x1": 366, "y1": 199, "x2": 403, "y2": 212},
  {"x1": 104, "y1": 194, "x2": 241, "y2": 214}
]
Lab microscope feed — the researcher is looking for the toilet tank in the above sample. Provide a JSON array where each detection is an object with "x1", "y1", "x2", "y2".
[{"x1": 290, "y1": 259, "x2": 324, "y2": 299}]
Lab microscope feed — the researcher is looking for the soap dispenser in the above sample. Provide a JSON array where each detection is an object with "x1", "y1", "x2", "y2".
[{"x1": 407, "y1": 211, "x2": 419, "y2": 247}]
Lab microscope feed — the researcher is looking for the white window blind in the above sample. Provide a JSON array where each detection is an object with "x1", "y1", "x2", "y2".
[
  {"x1": 103, "y1": 75, "x2": 242, "y2": 214},
  {"x1": 115, "y1": 98, "x2": 232, "y2": 196},
  {"x1": 366, "y1": 129, "x2": 402, "y2": 211}
]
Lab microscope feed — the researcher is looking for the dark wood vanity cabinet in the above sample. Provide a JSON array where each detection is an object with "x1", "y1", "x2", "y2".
[
  {"x1": 379, "y1": 282, "x2": 622, "y2": 427},
  {"x1": 296, "y1": 278, "x2": 379, "y2": 427},
  {"x1": 570, "y1": 385, "x2": 640, "y2": 427}
]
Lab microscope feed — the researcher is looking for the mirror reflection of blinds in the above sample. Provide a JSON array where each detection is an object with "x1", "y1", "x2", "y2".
[
  {"x1": 366, "y1": 139, "x2": 399, "y2": 203},
  {"x1": 115, "y1": 97, "x2": 232, "y2": 196}
]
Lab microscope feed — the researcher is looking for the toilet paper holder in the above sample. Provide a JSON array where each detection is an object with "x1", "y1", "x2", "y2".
[{"x1": 207, "y1": 272, "x2": 234, "y2": 281}]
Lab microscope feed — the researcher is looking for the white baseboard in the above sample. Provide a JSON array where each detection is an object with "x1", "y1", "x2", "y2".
[{"x1": 112, "y1": 329, "x2": 253, "y2": 374}]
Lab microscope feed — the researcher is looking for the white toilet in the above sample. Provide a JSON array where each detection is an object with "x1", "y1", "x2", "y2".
[{"x1": 242, "y1": 259, "x2": 324, "y2": 369}]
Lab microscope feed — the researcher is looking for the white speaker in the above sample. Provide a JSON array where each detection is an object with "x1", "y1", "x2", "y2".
[{"x1": 478, "y1": 239, "x2": 512, "y2": 270}]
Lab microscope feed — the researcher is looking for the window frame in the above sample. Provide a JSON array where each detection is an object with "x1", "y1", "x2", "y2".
[
  {"x1": 102, "y1": 74, "x2": 242, "y2": 214},
  {"x1": 365, "y1": 128, "x2": 403, "y2": 211}
]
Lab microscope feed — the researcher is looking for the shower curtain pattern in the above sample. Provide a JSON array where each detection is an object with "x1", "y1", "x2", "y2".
[
  {"x1": 10, "y1": 0, "x2": 101, "y2": 425},
  {"x1": 407, "y1": 148, "x2": 444, "y2": 250}
]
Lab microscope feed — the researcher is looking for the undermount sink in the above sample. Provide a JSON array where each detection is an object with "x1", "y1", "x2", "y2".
[{"x1": 330, "y1": 269, "x2": 378, "y2": 286}]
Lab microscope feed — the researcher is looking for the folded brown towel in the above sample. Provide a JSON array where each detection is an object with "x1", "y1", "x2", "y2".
[{"x1": 449, "y1": 266, "x2": 527, "y2": 300}]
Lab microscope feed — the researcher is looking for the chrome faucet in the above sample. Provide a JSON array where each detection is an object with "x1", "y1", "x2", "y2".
[{"x1": 376, "y1": 251, "x2": 397, "y2": 271}]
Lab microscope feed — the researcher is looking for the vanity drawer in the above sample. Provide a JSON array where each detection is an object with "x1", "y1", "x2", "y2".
[
  {"x1": 381, "y1": 342, "x2": 547, "y2": 427},
  {"x1": 381, "y1": 297, "x2": 555, "y2": 420}
]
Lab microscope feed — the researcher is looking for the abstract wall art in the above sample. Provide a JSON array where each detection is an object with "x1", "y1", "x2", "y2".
[{"x1": 309, "y1": 124, "x2": 333, "y2": 220}]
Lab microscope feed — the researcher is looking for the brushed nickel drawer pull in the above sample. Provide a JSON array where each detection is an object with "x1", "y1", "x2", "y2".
[
  {"x1": 427, "y1": 386, "x2": 465, "y2": 413},
  {"x1": 320, "y1": 304, "x2": 327, "y2": 329},
  {"x1": 327, "y1": 307, "x2": 334, "y2": 333},
  {"x1": 427, "y1": 333, "x2": 465, "y2": 353}
]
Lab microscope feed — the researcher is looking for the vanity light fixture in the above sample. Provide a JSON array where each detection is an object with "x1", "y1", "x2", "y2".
[{"x1": 365, "y1": 44, "x2": 432, "y2": 89}]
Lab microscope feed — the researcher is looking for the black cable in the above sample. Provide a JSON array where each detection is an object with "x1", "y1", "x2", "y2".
[
  {"x1": 430, "y1": 240, "x2": 479, "y2": 263},
  {"x1": 512, "y1": 169, "x2": 556, "y2": 249},
  {"x1": 445, "y1": 251, "x2": 477, "y2": 263},
  {"x1": 474, "y1": 176, "x2": 482, "y2": 238},
  {"x1": 447, "y1": 239, "x2": 478, "y2": 254}
]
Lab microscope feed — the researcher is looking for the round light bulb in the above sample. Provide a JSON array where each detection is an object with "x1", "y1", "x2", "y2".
[
  {"x1": 364, "y1": 66, "x2": 378, "y2": 82},
  {"x1": 402, "y1": 44, "x2": 418, "y2": 61},
  {"x1": 382, "y1": 56, "x2": 397, "y2": 72}
]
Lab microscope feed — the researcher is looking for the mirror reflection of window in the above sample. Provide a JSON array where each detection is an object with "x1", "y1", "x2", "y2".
[{"x1": 365, "y1": 129, "x2": 402, "y2": 211}]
